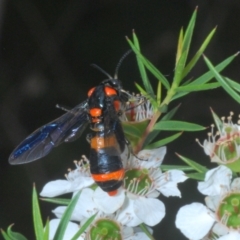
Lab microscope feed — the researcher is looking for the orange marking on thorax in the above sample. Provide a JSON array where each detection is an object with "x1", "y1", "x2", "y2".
[
  {"x1": 91, "y1": 168, "x2": 124, "y2": 182},
  {"x1": 104, "y1": 86, "x2": 117, "y2": 96},
  {"x1": 89, "y1": 108, "x2": 102, "y2": 117},
  {"x1": 88, "y1": 87, "x2": 96, "y2": 97}
]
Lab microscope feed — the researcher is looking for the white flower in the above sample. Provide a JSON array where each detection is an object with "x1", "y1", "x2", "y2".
[
  {"x1": 118, "y1": 146, "x2": 188, "y2": 227},
  {"x1": 79, "y1": 213, "x2": 152, "y2": 240},
  {"x1": 49, "y1": 219, "x2": 84, "y2": 240},
  {"x1": 40, "y1": 157, "x2": 94, "y2": 197},
  {"x1": 52, "y1": 187, "x2": 125, "y2": 221},
  {"x1": 176, "y1": 165, "x2": 240, "y2": 239}
]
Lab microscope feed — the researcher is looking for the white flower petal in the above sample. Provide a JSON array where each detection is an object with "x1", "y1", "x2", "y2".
[
  {"x1": 217, "y1": 232, "x2": 240, "y2": 240},
  {"x1": 135, "y1": 147, "x2": 166, "y2": 168},
  {"x1": 52, "y1": 206, "x2": 67, "y2": 219},
  {"x1": 167, "y1": 170, "x2": 188, "y2": 183},
  {"x1": 74, "y1": 188, "x2": 98, "y2": 218},
  {"x1": 93, "y1": 187, "x2": 125, "y2": 214},
  {"x1": 117, "y1": 198, "x2": 142, "y2": 227},
  {"x1": 203, "y1": 139, "x2": 214, "y2": 155},
  {"x1": 212, "y1": 222, "x2": 229, "y2": 236},
  {"x1": 134, "y1": 197, "x2": 165, "y2": 226},
  {"x1": 49, "y1": 219, "x2": 83, "y2": 240},
  {"x1": 231, "y1": 177, "x2": 240, "y2": 191},
  {"x1": 52, "y1": 205, "x2": 84, "y2": 222},
  {"x1": 40, "y1": 176, "x2": 94, "y2": 197},
  {"x1": 175, "y1": 203, "x2": 215, "y2": 240},
  {"x1": 205, "y1": 195, "x2": 221, "y2": 211},
  {"x1": 197, "y1": 166, "x2": 232, "y2": 196},
  {"x1": 157, "y1": 181, "x2": 182, "y2": 197},
  {"x1": 40, "y1": 180, "x2": 72, "y2": 197}
]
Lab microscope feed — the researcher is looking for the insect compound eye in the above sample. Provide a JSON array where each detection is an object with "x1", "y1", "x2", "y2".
[
  {"x1": 88, "y1": 87, "x2": 96, "y2": 97},
  {"x1": 104, "y1": 86, "x2": 117, "y2": 96}
]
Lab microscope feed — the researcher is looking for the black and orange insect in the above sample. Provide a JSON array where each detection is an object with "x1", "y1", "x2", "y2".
[{"x1": 9, "y1": 56, "x2": 136, "y2": 196}]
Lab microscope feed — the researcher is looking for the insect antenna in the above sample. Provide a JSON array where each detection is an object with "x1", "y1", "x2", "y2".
[
  {"x1": 114, "y1": 49, "x2": 132, "y2": 79},
  {"x1": 90, "y1": 64, "x2": 113, "y2": 79}
]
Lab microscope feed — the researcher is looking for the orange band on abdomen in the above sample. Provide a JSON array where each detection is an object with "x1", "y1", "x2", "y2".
[
  {"x1": 92, "y1": 168, "x2": 124, "y2": 182},
  {"x1": 90, "y1": 135, "x2": 119, "y2": 150}
]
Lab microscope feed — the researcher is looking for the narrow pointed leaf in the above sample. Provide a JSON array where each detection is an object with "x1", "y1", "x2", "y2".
[
  {"x1": 132, "y1": 31, "x2": 155, "y2": 96},
  {"x1": 172, "y1": 52, "x2": 239, "y2": 101},
  {"x1": 182, "y1": 27, "x2": 216, "y2": 78},
  {"x1": 186, "y1": 172, "x2": 206, "y2": 181},
  {"x1": 53, "y1": 191, "x2": 81, "y2": 240},
  {"x1": 176, "y1": 27, "x2": 184, "y2": 64},
  {"x1": 161, "y1": 165, "x2": 195, "y2": 171},
  {"x1": 176, "y1": 7, "x2": 197, "y2": 77},
  {"x1": 43, "y1": 219, "x2": 50, "y2": 240},
  {"x1": 177, "y1": 82, "x2": 220, "y2": 92},
  {"x1": 71, "y1": 214, "x2": 97, "y2": 240},
  {"x1": 191, "y1": 52, "x2": 239, "y2": 86},
  {"x1": 224, "y1": 77, "x2": 240, "y2": 93},
  {"x1": 127, "y1": 37, "x2": 170, "y2": 90},
  {"x1": 154, "y1": 120, "x2": 205, "y2": 131},
  {"x1": 145, "y1": 132, "x2": 182, "y2": 149},
  {"x1": 203, "y1": 55, "x2": 240, "y2": 103},
  {"x1": 210, "y1": 108, "x2": 224, "y2": 134},
  {"x1": 173, "y1": 50, "x2": 188, "y2": 85},
  {"x1": 40, "y1": 198, "x2": 70, "y2": 205},
  {"x1": 6, "y1": 225, "x2": 27, "y2": 240},
  {"x1": 32, "y1": 185, "x2": 44, "y2": 240},
  {"x1": 176, "y1": 153, "x2": 208, "y2": 173},
  {"x1": 1, "y1": 230, "x2": 11, "y2": 240}
]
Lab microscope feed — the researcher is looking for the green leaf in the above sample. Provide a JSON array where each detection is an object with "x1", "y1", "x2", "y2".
[
  {"x1": 43, "y1": 219, "x2": 50, "y2": 240},
  {"x1": 135, "y1": 82, "x2": 158, "y2": 109},
  {"x1": 203, "y1": 55, "x2": 240, "y2": 104},
  {"x1": 210, "y1": 108, "x2": 224, "y2": 134},
  {"x1": 176, "y1": 153, "x2": 208, "y2": 173},
  {"x1": 1, "y1": 229, "x2": 11, "y2": 240},
  {"x1": 132, "y1": 31, "x2": 155, "y2": 97},
  {"x1": 173, "y1": 50, "x2": 188, "y2": 85},
  {"x1": 71, "y1": 214, "x2": 97, "y2": 240},
  {"x1": 6, "y1": 225, "x2": 28, "y2": 240},
  {"x1": 176, "y1": 27, "x2": 184, "y2": 64},
  {"x1": 145, "y1": 132, "x2": 182, "y2": 149},
  {"x1": 154, "y1": 120, "x2": 205, "y2": 131},
  {"x1": 192, "y1": 52, "x2": 239, "y2": 85},
  {"x1": 139, "y1": 224, "x2": 155, "y2": 240},
  {"x1": 143, "y1": 104, "x2": 181, "y2": 147},
  {"x1": 126, "y1": 37, "x2": 170, "y2": 90},
  {"x1": 177, "y1": 82, "x2": 220, "y2": 92},
  {"x1": 172, "y1": 52, "x2": 239, "y2": 101},
  {"x1": 32, "y1": 184, "x2": 44, "y2": 240},
  {"x1": 53, "y1": 191, "x2": 81, "y2": 240},
  {"x1": 161, "y1": 165, "x2": 195, "y2": 171},
  {"x1": 186, "y1": 172, "x2": 206, "y2": 181},
  {"x1": 174, "y1": 7, "x2": 197, "y2": 83},
  {"x1": 225, "y1": 77, "x2": 240, "y2": 93},
  {"x1": 122, "y1": 122, "x2": 143, "y2": 138},
  {"x1": 40, "y1": 198, "x2": 70, "y2": 205},
  {"x1": 182, "y1": 27, "x2": 216, "y2": 78}
]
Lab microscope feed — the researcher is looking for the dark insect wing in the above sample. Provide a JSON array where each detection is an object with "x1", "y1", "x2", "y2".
[{"x1": 9, "y1": 100, "x2": 89, "y2": 165}]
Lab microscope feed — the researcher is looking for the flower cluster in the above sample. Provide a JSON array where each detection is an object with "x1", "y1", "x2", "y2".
[
  {"x1": 176, "y1": 111, "x2": 240, "y2": 240},
  {"x1": 41, "y1": 145, "x2": 187, "y2": 239}
]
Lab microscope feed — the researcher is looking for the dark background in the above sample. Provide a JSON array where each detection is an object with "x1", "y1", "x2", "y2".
[{"x1": 1, "y1": 0, "x2": 240, "y2": 239}]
